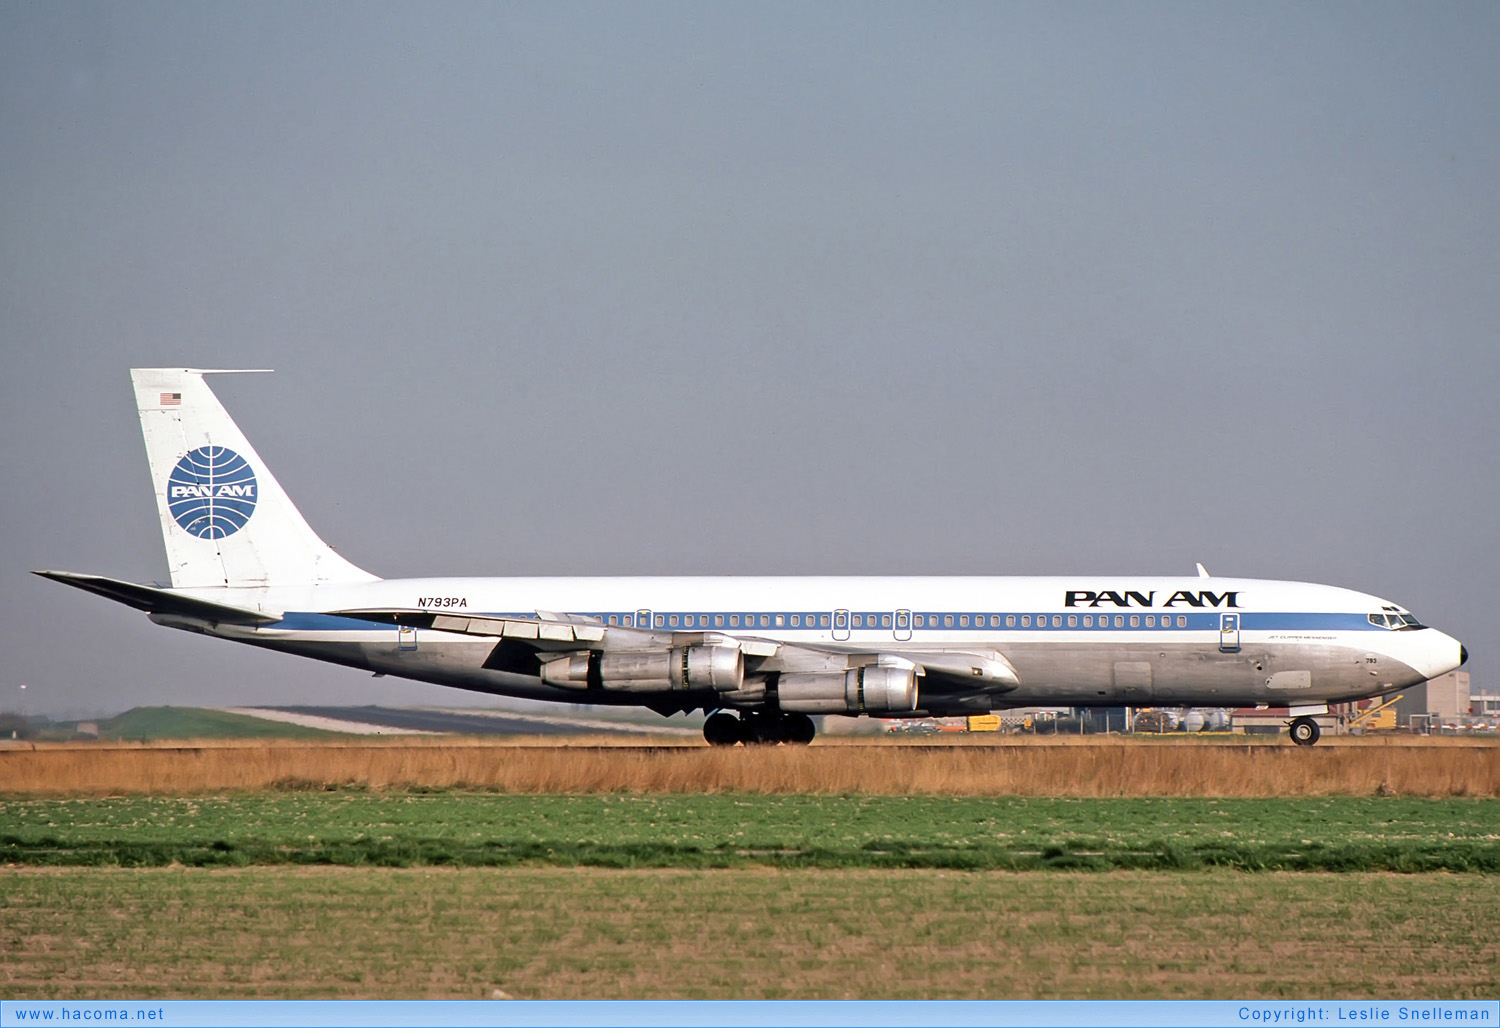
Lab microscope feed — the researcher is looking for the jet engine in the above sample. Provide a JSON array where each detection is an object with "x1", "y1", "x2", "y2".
[
  {"x1": 778, "y1": 665, "x2": 918, "y2": 714},
  {"x1": 541, "y1": 645, "x2": 744, "y2": 692}
]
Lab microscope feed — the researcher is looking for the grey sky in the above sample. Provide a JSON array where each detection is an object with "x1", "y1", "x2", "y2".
[{"x1": 2, "y1": 3, "x2": 1496, "y2": 717}]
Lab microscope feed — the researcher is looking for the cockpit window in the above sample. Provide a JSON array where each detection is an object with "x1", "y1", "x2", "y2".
[
  {"x1": 1370, "y1": 612, "x2": 1426, "y2": 630},
  {"x1": 1369, "y1": 613, "x2": 1389, "y2": 628}
]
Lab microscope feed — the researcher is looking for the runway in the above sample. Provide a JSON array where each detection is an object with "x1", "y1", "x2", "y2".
[{"x1": 218, "y1": 704, "x2": 703, "y2": 737}]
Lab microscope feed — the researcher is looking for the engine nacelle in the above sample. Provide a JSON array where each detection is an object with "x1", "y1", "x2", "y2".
[
  {"x1": 540, "y1": 645, "x2": 744, "y2": 693},
  {"x1": 675, "y1": 644, "x2": 745, "y2": 691},
  {"x1": 778, "y1": 665, "x2": 918, "y2": 714}
]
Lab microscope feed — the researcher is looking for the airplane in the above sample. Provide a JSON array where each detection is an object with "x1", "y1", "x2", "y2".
[{"x1": 36, "y1": 368, "x2": 1467, "y2": 747}]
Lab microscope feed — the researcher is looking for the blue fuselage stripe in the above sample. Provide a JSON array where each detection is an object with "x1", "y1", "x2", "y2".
[{"x1": 267, "y1": 611, "x2": 1390, "y2": 634}]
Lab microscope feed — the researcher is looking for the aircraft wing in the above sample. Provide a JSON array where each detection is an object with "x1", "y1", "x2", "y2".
[{"x1": 328, "y1": 608, "x2": 1018, "y2": 697}]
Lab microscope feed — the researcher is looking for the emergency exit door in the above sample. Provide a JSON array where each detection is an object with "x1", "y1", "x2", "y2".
[{"x1": 1219, "y1": 613, "x2": 1241, "y2": 653}]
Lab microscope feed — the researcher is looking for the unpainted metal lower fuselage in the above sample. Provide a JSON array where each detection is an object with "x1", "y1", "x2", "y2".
[{"x1": 154, "y1": 575, "x2": 1464, "y2": 718}]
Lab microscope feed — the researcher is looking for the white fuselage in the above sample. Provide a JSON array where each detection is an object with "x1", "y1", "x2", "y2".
[{"x1": 165, "y1": 574, "x2": 1463, "y2": 716}]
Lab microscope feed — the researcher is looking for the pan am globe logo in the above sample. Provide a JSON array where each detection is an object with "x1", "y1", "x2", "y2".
[{"x1": 167, "y1": 446, "x2": 258, "y2": 539}]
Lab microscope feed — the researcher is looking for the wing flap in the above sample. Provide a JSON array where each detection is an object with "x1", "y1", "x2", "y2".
[{"x1": 332, "y1": 609, "x2": 608, "y2": 646}]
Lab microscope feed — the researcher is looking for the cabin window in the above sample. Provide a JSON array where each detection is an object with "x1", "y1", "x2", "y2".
[
  {"x1": 669, "y1": 614, "x2": 679, "y2": 627},
  {"x1": 729, "y1": 614, "x2": 739, "y2": 626},
  {"x1": 1145, "y1": 615, "x2": 1155, "y2": 627},
  {"x1": 882, "y1": 614, "x2": 892, "y2": 627},
  {"x1": 1006, "y1": 615, "x2": 1016, "y2": 627},
  {"x1": 944, "y1": 614, "x2": 954, "y2": 627},
  {"x1": 959, "y1": 615, "x2": 969, "y2": 627},
  {"x1": 1176, "y1": 615, "x2": 1186, "y2": 627},
  {"x1": 715, "y1": 614, "x2": 724, "y2": 627},
  {"x1": 1114, "y1": 615, "x2": 1124, "y2": 627},
  {"x1": 655, "y1": 615, "x2": 665, "y2": 627},
  {"x1": 1021, "y1": 615, "x2": 1031, "y2": 627},
  {"x1": 759, "y1": 615, "x2": 769, "y2": 627},
  {"x1": 1068, "y1": 615, "x2": 1077, "y2": 627},
  {"x1": 1050, "y1": 615, "x2": 1060, "y2": 627},
  {"x1": 1129, "y1": 615, "x2": 1139, "y2": 627},
  {"x1": 914, "y1": 614, "x2": 925, "y2": 627},
  {"x1": 990, "y1": 615, "x2": 1000, "y2": 627},
  {"x1": 790, "y1": 614, "x2": 800, "y2": 627},
  {"x1": 1083, "y1": 615, "x2": 1093, "y2": 627},
  {"x1": 821, "y1": 614, "x2": 830, "y2": 627}
]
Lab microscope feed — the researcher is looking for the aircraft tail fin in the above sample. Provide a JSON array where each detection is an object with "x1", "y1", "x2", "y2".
[{"x1": 130, "y1": 368, "x2": 379, "y2": 589}]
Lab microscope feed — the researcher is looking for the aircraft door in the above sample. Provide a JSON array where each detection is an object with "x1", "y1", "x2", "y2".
[
  {"x1": 1219, "y1": 613, "x2": 1241, "y2": 653},
  {"x1": 636, "y1": 609, "x2": 653, "y2": 630},
  {"x1": 398, "y1": 625, "x2": 418, "y2": 651},
  {"x1": 894, "y1": 609, "x2": 912, "y2": 642},
  {"x1": 832, "y1": 609, "x2": 851, "y2": 642}
]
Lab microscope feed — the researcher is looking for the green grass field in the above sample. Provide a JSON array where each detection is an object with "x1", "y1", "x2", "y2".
[
  {"x1": 93, "y1": 707, "x2": 347, "y2": 741},
  {"x1": 3, "y1": 867, "x2": 1496, "y2": 999},
  {"x1": 22, "y1": 707, "x2": 350, "y2": 742},
  {"x1": 4, "y1": 793, "x2": 1497, "y2": 871},
  {"x1": 5, "y1": 793, "x2": 1497, "y2": 999}
]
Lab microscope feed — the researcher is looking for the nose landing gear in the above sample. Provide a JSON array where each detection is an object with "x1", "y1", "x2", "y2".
[
  {"x1": 702, "y1": 710, "x2": 816, "y2": 746},
  {"x1": 1289, "y1": 716, "x2": 1321, "y2": 746}
]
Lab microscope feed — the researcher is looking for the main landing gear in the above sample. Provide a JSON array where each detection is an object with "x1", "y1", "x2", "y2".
[
  {"x1": 703, "y1": 710, "x2": 816, "y2": 747},
  {"x1": 1289, "y1": 716, "x2": 1321, "y2": 746}
]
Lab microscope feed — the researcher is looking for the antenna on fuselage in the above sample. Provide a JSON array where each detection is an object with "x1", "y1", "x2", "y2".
[{"x1": 1195, "y1": 562, "x2": 1211, "y2": 578}]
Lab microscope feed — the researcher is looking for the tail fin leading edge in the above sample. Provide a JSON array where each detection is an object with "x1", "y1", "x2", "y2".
[{"x1": 131, "y1": 368, "x2": 378, "y2": 589}]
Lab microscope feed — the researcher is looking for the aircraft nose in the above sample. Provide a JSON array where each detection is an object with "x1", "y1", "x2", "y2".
[{"x1": 1461, "y1": 644, "x2": 1468, "y2": 666}]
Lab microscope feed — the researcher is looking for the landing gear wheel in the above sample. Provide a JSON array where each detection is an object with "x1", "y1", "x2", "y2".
[
  {"x1": 703, "y1": 711, "x2": 741, "y2": 747},
  {"x1": 1289, "y1": 716, "x2": 1321, "y2": 746},
  {"x1": 784, "y1": 712, "x2": 816, "y2": 745}
]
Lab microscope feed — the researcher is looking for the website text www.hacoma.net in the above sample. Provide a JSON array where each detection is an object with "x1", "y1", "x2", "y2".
[{"x1": 12, "y1": 1010, "x2": 164, "y2": 1022}]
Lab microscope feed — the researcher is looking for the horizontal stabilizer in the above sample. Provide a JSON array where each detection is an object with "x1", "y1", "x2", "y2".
[{"x1": 33, "y1": 571, "x2": 281, "y2": 625}]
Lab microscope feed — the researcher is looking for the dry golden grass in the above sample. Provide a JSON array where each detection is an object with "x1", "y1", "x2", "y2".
[{"x1": 2, "y1": 735, "x2": 1496, "y2": 797}]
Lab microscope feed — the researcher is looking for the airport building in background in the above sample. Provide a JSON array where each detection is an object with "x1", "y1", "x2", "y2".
[{"x1": 1394, "y1": 671, "x2": 1471, "y2": 726}]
